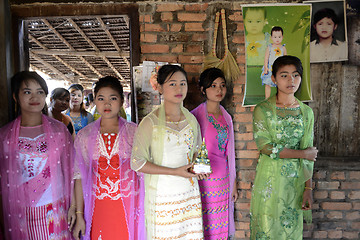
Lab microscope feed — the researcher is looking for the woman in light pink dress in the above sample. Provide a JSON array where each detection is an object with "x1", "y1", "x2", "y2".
[{"x1": 0, "y1": 71, "x2": 73, "y2": 239}]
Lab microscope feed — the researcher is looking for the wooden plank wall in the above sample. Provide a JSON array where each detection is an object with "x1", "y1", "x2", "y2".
[
  {"x1": 309, "y1": 63, "x2": 360, "y2": 157},
  {"x1": 309, "y1": 16, "x2": 360, "y2": 158}
]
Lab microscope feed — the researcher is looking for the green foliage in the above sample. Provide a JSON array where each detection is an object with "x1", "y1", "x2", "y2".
[{"x1": 292, "y1": 10, "x2": 311, "y2": 53}]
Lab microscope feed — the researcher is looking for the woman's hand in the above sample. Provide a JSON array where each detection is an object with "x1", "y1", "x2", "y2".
[
  {"x1": 231, "y1": 182, "x2": 238, "y2": 202},
  {"x1": 72, "y1": 214, "x2": 86, "y2": 240},
  {"x1": 174, "y1": 164, "x2": 197, "y2": 178},
  {"x1": 67, "y1": 205, "x2": 76, "y2": 231},
  {"x1": 302, "y1": 189, "x2": 313, "y2": 210},
  {"x1": 304, "y1": 147, "x2": 318, "y2": 161},
  {"x1": 196, "y1": 173, "x2": 210, "y2": 180}
]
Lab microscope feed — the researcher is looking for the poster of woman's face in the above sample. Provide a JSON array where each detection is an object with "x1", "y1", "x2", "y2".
[
  {"x1": 242, "y1": 4, "x2": 312, "y2": 106},
  {"x1": 306, "y1": 0, "x2": 348, "y2": 63}
]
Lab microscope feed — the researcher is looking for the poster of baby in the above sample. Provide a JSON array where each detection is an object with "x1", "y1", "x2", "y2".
[{"x1": 242, "y1": 4, "x2": 312, "y2": 106}]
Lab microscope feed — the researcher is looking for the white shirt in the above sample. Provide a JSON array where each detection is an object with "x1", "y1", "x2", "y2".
[{"x1": 310, "y1": 39, "x2": 348, "y2": 62}]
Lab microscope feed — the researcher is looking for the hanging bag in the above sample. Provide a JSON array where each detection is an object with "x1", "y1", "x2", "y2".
[{"x1": 203, "y1": 9, "x2": 241, "y2": 82}]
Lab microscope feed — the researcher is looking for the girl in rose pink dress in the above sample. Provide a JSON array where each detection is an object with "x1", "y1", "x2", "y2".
[
  {"x1": 72, "y1": 76, "x2": 144, "y2": 240},
  {"x1": 0, "y1": 71, "x2": 74, "y2": 239}
]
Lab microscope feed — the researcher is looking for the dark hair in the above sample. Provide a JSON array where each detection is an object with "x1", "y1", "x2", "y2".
[
  {"x1": 94, "y1": 76, "x2": 124, "y2": 101},
  {"x1": 199, "y1": 68, "x2": 226, "y2": 97},
  {"x1": 314, "y1": 8, "x2": 338, "y2": 25},
  {"x1": 50, "y1": 88, "x2": 70, "y2": 100},
  {"x1": 271, "y1": 26, "x2": 283, "y2": 36},
  {"x1": 68, "y1": 83, "x2": 84, "y2": 92},
  {"x1": 11, "y1": 71, "x2": 48, "y2": 115},
  {"x1": 157, "y1": 64, "x2": 187, "y2": 85},
  {"x1": 87, "y1": 93, "x2": 94, "y2": 103},
  {"x1": 68, "y1": 83, "x2": 87, "y2": 116},
  {"x1": 243, "y1": 7, "x2": 266, "y2": 20},
  {"x1": 272, "y1": 55, "x2": 303, "y2": 78},
  {"x1": 312, "y1": 8, "x2": 339, "y2": 44}
]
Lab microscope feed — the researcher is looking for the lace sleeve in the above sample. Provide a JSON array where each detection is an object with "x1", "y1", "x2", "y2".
[
  {"x1": 253, "y1": 105, "x2": 284, "y2": 159},
  {"x1": 131, "y1": 116, "x2": 154, "y2": 171},
  {"x1": 73, "y1": 130, "x2": 87, "y2": 179}
]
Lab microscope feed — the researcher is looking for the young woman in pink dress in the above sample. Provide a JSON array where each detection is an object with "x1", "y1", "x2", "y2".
[
  {"x1": 0, "y1": 71, "x2": 74, "y2": 239},
  {"x1": 72, "y1": 76, "x2": 144, "y2": 240},
  {"x1": 192, "y1": 68, "x2": 238, "y2": 239}
]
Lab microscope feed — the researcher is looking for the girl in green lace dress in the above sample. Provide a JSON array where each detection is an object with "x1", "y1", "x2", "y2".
[{"x1": 250, "y1": 56, "x2": 318, "y2": 240}]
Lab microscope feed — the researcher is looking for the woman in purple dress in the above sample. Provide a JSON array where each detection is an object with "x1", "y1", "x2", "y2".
[{"x1": 192, "y1": 68, "x2": 238, "y2": 239}]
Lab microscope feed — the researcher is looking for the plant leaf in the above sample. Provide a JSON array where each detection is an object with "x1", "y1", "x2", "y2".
[
  {"x1": 304, "y1": 25, "x2": 310, "y2": 37},
  {"x1": 300, "y1": 10, "x2": 311, "y2": 20},
  {"x1": 302, "y1": 35, "x2": 310, "y2": 53},
  {"x1": 292, "y1": 10, "x2": 311, "y2": 33}
]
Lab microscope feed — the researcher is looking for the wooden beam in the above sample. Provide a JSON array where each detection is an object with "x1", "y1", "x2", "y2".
[
  {"x1": 41, "y1": 19, "x2": 73, "y2": 50},
  {"x1": 67, "y1": 18, "x2": 98, "y2": 50},
  {"x1": 101, "y1": 56, "x2": 125, "y2": 81},
  {"x1": 123, "y1": 16, "x2": 130, "y2": 29},
  {"x1": 67, "y1": 18, "x2": 124, "y2": 80},
  {"x1": 97, "y1": 17, "x2": 131, "y2": 68},
  {"x1": 29, "y1": 33, "x2": 90, "y2": 81},
  {"x1": 79, "y1": 56, "x2": 102, "y2": 78},
  {"x1": 41, "y1": 18, "x2": 102, "y2": 78},
  {"x1": 30, "y1": 53, "x2": 70, "y2": 81},
  {"x1": 30, "y1": 49, "x2": 129, "y2": 58},
  {"x1": 29, "y1": 34, "x2": 47, "y2": 49},
  {"x1": 54, "y1": 55, "x2": 90, "y2": 81}
]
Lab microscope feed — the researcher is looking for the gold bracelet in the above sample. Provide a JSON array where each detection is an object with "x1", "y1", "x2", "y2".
[
  {"x1": 305, "y1": 187, "x2": 313, "y2": 191},
  {"x1": 75, "y1": 211, "x2": 84, "y2": 214}
]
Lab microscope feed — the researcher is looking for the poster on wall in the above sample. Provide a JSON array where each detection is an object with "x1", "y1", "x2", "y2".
[
  {"x1": 242, "y1": 4, "x2": 312, "y2": 107},
  {"x1": 141, "y1": 61, "x2": 168, "y2": 92},
  {"x1": 305, "y1": 0, "x2": 348, "y2": 63},
  {"x1": 133, "y1": 65, "x2": 143, "y2": 90}
]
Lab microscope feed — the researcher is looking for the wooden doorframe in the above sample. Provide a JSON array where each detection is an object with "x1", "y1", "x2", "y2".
[{"x1": 11, "y1": 3, "x2": 140, "y2": 122}]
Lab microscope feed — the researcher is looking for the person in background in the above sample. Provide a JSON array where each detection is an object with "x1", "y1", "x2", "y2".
[
  {"x1": 48, "y1": 87, "x2": 75, "y2": 138},
  {"x1": 124, "y1": 93, "x2": 132, "y2": 122},
  {"x1": 84, "y1": 92, "x2": 95, "y2": 112},
  {"x1": 65, "y1": 84, "x2": 94, "y2": 134}
]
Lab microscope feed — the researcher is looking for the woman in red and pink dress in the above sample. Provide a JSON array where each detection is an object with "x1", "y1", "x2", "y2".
[
  {"x1": 192, "y1": 68, "x2": 238, "y2": 239},
  {"x1": 72, "y1": 76, "x2": 144, "y2": 240}
]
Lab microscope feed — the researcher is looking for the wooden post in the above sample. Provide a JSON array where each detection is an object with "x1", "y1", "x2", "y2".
[{"x1": 0, "y1": 0, "x2": 14, "y2": 125}]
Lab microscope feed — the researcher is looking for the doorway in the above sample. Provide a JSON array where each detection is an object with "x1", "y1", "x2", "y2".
[{"x1": 11, "y1": 3, "x2": 140, "y2": 122}]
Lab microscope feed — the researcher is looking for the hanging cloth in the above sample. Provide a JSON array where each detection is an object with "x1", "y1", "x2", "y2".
[{"x1": 203, "y1": 9, "x2": 242, "y2": 83}]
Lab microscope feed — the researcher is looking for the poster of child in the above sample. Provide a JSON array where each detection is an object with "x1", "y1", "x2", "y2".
[
  {"x1": 261, "y1": 26, "x2": 287, "y2": 99},
  {"x1": 243, "y1": 7, "x2": 270, "y2": 66},
  {"x1": 141, "y1": 61, "x2": 167, "y2": 92},
  {"x1": 242, "y1": 4, "x2": 312, "y2": 106},
  {"x1": 306, "y1": 0, "x2": 348, "y2": 62}
]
